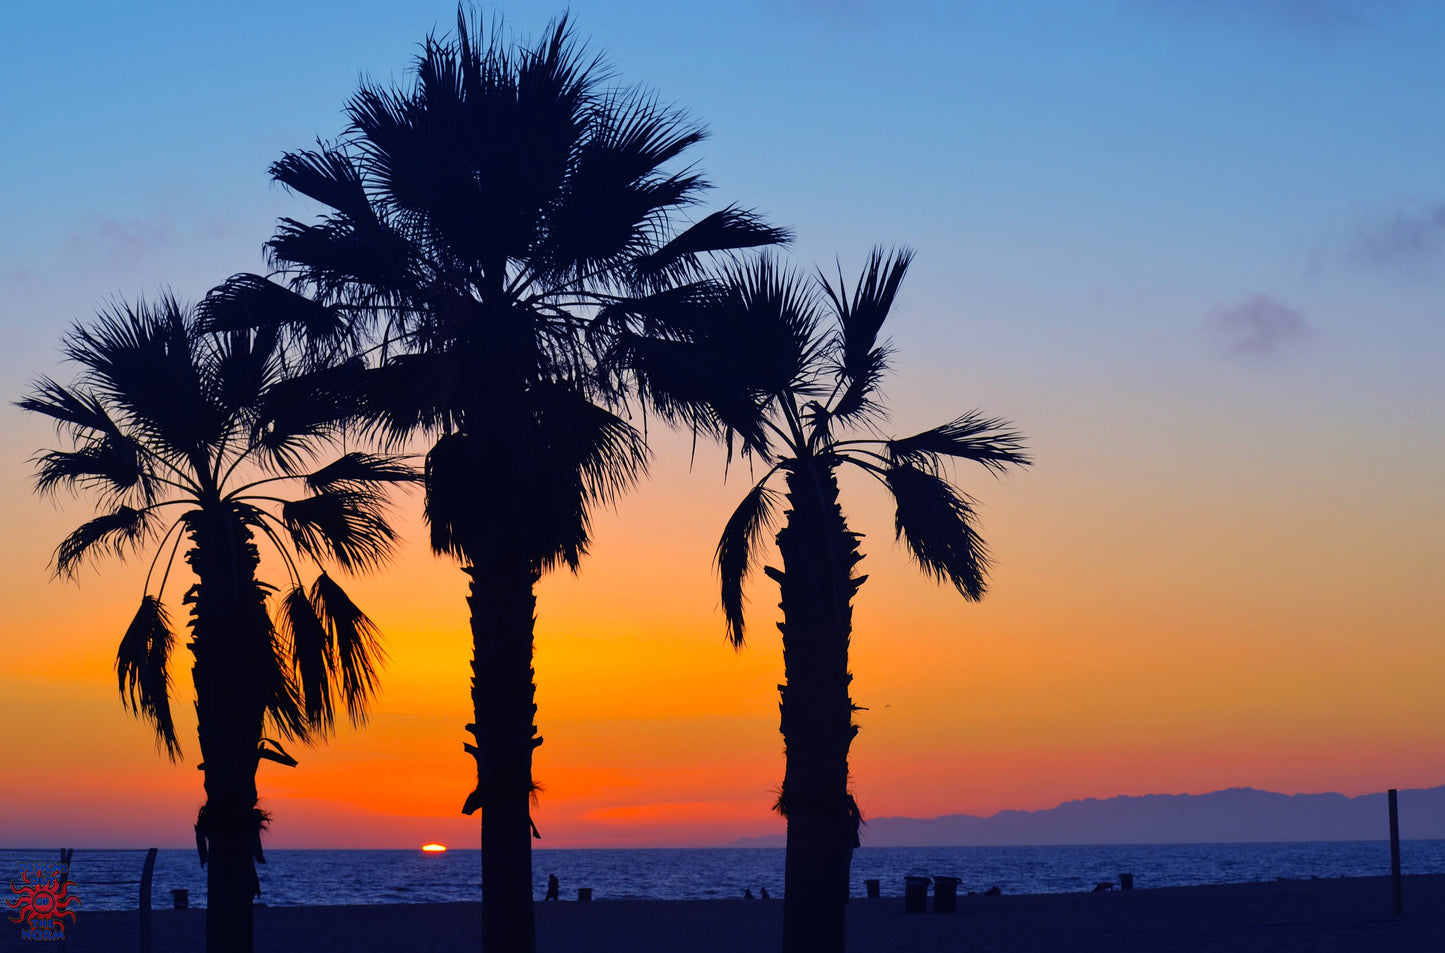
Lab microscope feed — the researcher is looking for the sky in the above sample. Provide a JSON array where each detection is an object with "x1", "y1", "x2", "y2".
[{"x1": 1, "y1": 0, "x2": 1442, "y2": 850}]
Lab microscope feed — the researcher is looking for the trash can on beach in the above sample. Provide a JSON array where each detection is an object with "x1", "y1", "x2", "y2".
[
  {"x1": 933, "y1": 876, "x2": 961, "y2": 913},
  {"x1": 863, "y1": 879, "x2": 880, "y2": 899},
  {"x1": 904, "y1": 876, "x2": 931, "y2": 914},
  {"x1": 171, "y1": 889, "x2": 189, "y2": 909},
  {"x1": 1120, "y1": 873, "x2": 1134, "y2": 891},
  {"x1": 577, "y1": 888, "x2": 593, "y2": 901}
]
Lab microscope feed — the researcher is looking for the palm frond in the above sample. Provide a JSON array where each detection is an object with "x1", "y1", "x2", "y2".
[
  {"x1": 281, "y1": 489, "x2": 398, "y2": 573},
  {"x1": 260, "y1": 621, "x2": 309, "y2": 743},
  {"x1": 277, "y1": 587, "x2": 335, "y2": 731},
  {"x1": 719, "y1": 254, "x2": 823, "y2": 395},
  {"x1": 250, "y1": 357, "x2": 369, "y2": 472},
  {"x1": 198, "y1": 274, "x2": 352, "y2": 356},
  {"x1": 304, "y1": 452, "x2": 420, "y2": 493},
  {"x1": 423, "y1": 431, "x2": 485, "y2": 562},
  {"x1": 821, "y1": 247, "x2": 912, "y2": 420},
  {"x1": 269, "y1": 145, "x2": 376, "y2": 224},
  {"x1": 62, "y1": 296, "x2": 227, "y2": 457},
  {"x1": 886, "y1": 411, "x2": 1031, "y2": 474},
  {"x1": 33, "y1": 435, "x2": 152, "y2": 504},
  {"x1": 350, "y1": 354, "x2": 456, "y2": 447},
  {"x1": 533, "y1": 381, "x2": 649, "y2": 509},
  {"x1": 309, "y1": 574, "x2": 385, "y2": 725},
  {"x1": 633, "y1": 207, "x2": 792, "y2": 288},
  {"x1": 116, "y1": 596, "x2": 180, "y2": 759},
  {"x1": 591, "y1": 281, "x2": 721, "y2": 338},
  {"x1": 608, "y1": 330, "x2": 773, "y2": 458},
  {"x1": 886, "y1": 462, "x2": 991, "y2": 601},
  {"x1": 16, "y1": 378, "x2": 120, "y2": 437},
  {"x1": 715, "y1": 479, "x2": 781, "y2": 647},
  {"x1": 266, "y1": 216, "x2": 418, "y2": 304},
  {"x1": 533, "y1": 94, "x2": 709, "y2": 283},
  {"x1": 211, "y1": 324, "x2": 283, "y2": 421},
  {"x1": 55, "y1": 506, "x2": 157, "y2": 577}
]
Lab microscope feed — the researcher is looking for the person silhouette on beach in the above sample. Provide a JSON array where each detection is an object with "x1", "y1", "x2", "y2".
[
  {"x1": 760, "y1": 887, "x2": 770, "y2": 900},
  {"x1": 743, "y1": 888, "x2": 754, "y2": 899},
  {"x1": 545, "y1": 874, "x2": 559, "y2": 901}
]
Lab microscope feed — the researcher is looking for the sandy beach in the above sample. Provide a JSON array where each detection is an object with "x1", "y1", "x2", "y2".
[{"x1": 7, "y1": 874, "x2": 1444, "y2": 952}]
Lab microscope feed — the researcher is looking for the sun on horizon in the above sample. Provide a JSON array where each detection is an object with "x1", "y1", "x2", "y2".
[{"x1": 421, "y1": 844, "x2": 447, "y2": 853}]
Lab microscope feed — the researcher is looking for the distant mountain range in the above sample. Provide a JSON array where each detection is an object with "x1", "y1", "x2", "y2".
[{"x1": 731, "y1": 784, "x2": 1445, "y2": 847}]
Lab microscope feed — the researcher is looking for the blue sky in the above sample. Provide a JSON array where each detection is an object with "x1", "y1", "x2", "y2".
[{"x1": 4, "y1": 1, "x2": 1442, "y2": 383}]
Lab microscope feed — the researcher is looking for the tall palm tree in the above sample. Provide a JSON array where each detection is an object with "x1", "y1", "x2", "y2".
[
  {"x1": 212, "y1": 12, "x2": 786, "y2": 951},
  {"x1": 611, "y1": 249, "x2": 1030, "y2": 953},
  {"x1": 19, "y1": 296, "x2": 413, "y2": 953}
]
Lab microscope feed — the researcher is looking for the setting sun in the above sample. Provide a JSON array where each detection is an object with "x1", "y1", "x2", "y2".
[{"x1": 421, "y1": 844, "x2": 447, "y2": 853}]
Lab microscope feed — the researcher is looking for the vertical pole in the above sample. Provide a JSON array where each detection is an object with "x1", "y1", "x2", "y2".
[
  {"x1": 1388, "y1": 789, "x2": 1403, "y2": 915},
  {"x1": 139, "y1": 848, "x2": 158, "y2": 953}
]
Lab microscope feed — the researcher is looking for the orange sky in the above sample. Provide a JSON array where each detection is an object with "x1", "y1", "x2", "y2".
[{"x1": 4, "y1": 370, "x2": 1443, "y2": 848}]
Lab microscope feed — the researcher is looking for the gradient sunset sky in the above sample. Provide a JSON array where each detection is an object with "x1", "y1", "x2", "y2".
[{"x1": 2, "y1": 0, "x2": 1442, "y2": 850}]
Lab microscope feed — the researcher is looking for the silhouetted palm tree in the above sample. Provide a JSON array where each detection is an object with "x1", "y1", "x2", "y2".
[
  {"x1": 612, "y1": 249, "x2": 1030, "y2": 953},
  {"x1": 20, "y1": 297, "x2": 413, "y2": 953},
  {"x1": 213, "y1": 13, "x2": 786, "y2": 951}
]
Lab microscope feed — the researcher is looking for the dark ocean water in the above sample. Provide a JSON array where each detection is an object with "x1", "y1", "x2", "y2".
[{"x1": 5, "y1": 841, "x2": 1443, "y2": 911}]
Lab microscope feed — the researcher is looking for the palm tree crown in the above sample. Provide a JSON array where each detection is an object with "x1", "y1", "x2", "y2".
[
  {"x1": 204, "y1": 9, "x2": 790, "y2": 572},
  {"x1": 22, "y1": 296, "x2": 411, "y2": 747},
  {"x1": 616, "y1": 248, "x2": 1030, "y2": 637}
]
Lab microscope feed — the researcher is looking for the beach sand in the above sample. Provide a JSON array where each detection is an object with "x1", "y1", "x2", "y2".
[{"x1": 8, "y1": 874, "x2": 1444, "y2": 952}]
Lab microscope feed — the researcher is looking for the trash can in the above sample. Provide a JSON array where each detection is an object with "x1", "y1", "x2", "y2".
[
  {"x1": 904, "y1": 876, "x2": 931, "y2": 914},
  {"x1": 171, "y1": 889, "x2": 189, "y2": 909},
  {"x1": 863, "y1": 878, "x2": 880, "y2": 899},
  {"x1": 1120, "y1": 873, "x2": 1134, "y2": 891},
  {"x1": 933, "y1": 876, "x2": 961, "y2": 913},
  {"x1": 576, "y1": 888, "x2": 593, "y2": 901}
]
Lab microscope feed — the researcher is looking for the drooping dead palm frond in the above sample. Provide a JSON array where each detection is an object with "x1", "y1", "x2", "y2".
[
  {"x1": 278, "y1": 586, "x2": 335, "y2": 730},
  {"x1": 309, "y1": 573, "x2": 386, "y2": 725},
  {"x1": 885, "y1": 462, "x2": 992, "y2": 600},
  {"x1": 116, "y1": 596, "x2": 180, "y2": 759},
  {"x1": 715, "y1": 479, "x2": 782, "y2": 646}
]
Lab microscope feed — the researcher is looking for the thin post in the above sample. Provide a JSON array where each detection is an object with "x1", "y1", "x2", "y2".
[
  {"x1": 1388, "y1": 789, "x2": 1402, "y2": 916},
  {"x1": 139, "y1": 848, "x2": 158, "y2": 953}
]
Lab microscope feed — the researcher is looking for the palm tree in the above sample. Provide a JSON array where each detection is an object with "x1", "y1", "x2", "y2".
[
  {"x1": 213, "y1": 12, "x2": 786, "y2": 951},
  {"x1": 611, "y1": 249, "x2": 1030, "y2": 953},
  {"x1": 19, "y1": 296, "x2": 413, "y2": 953}
]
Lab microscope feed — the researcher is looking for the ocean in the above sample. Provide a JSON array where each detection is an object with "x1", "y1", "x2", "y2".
[{"x1": 5, "y1": 842, "x2": 1443, "y2": 911}]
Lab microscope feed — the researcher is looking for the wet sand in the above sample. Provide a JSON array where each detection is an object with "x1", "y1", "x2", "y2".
[{"x1": 8, "y1": 874, "x2": 1444, "y2": 952}]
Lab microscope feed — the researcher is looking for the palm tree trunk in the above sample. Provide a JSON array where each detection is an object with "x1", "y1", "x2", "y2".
[
  {"x1": 186, "y1": 513, "x2": 272, "y2": 953},
  {"x1": 462, "y1": 559, "x2": 542, "y2": 953},
  {"x1": 772, "y1": 460, "x2": 864, "y2": 953}
]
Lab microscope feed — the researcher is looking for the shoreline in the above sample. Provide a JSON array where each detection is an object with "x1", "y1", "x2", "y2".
[{"x1": 6, "y1": 874, "x2": 1445, "y2": 952}]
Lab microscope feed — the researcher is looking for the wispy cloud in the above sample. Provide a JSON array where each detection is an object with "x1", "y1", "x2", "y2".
[
  {"x1": 58, "y1": 215, "x2": 177, "y2": 270},
  {"x1": 1205, "y1": 294, "x2": 1314, "y2": 358},
  {"x1": 1349, "y1": 201, "x2": 1445, "y2": 273}
]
